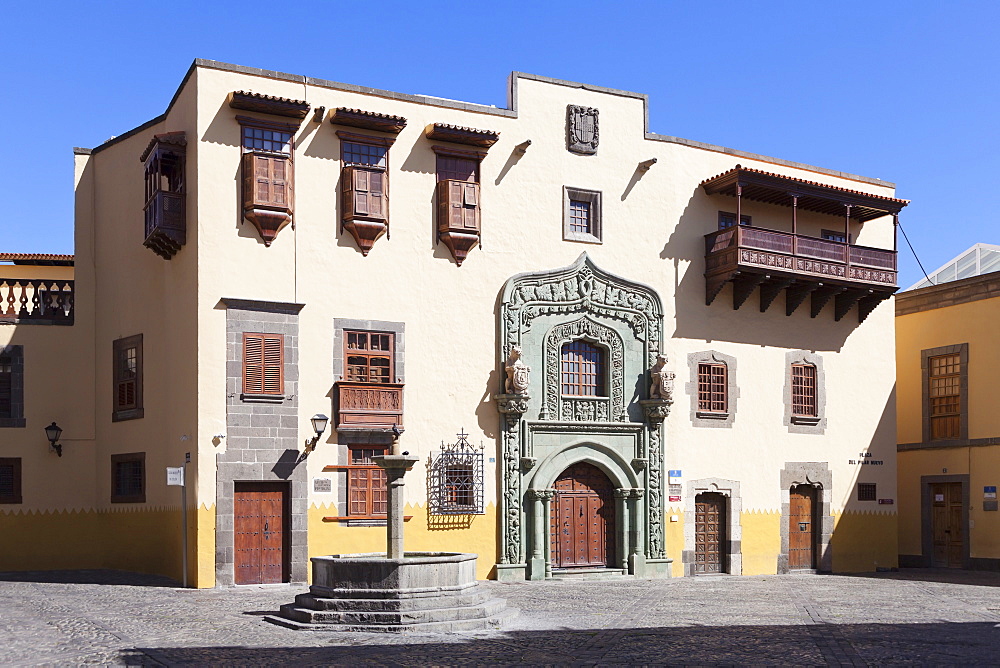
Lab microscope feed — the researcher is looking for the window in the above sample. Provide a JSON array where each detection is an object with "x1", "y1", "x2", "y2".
[
  {"x1": 821, "y1": 229, "x2": 851, "y2": 244},
  {"x1": 111, "y1": 453, "x2": 145, "y2": 503},
  {"x1": 0, "y1": 346, "x2": 24, "y2": 428},
  {"x1": 718, "y1": 211, "x2": 751, "y2": 229},
  {"x1": 0, "y1": 458, "x2": 21, "y2": 504},
  {"x1": 242, "y1": 333, "x2": 284, "y2": 397},
  {"x1": 858, "y1": 483, "x2": 877, "y2": 502},
  {"x1": 928, "y1": 353, "x2": 961, "y2": 440},
  {"x1": 791, "y1": 364, "x2": 817, "y2": 417},
  {"x1": 349, "y1": 446, "x2": 387, "y2": 516},
  {"x1": 435, "y1": 149, "x2": 482, "y2": 266},
  {"x1": 445, "y1": 465, "x2": 475, "y2": 509},
  {"x1": 560, "y1": 341, "x2": 605, "y2": 397},
  {"x1": 344, "y1": 331, "x2": 393, "y2": 383},
  {"x1": 113, "y1": 335, "x2": 143, "y2": 421},
  {"x1": 697, "y1": 363, "x2": 727, "y2": 413},
  {"x1": 240, "y1": 117, "x2": 295, "y2": 246},
  {"x1": 339, "y1": 132, "x2": 393, "y2": 255},
  {"x1": 563, "y1": 187, "x2": 603, "y2": 243}
]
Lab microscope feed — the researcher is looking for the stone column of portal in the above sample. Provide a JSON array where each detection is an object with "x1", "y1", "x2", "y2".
[
  {"x1": 541, "y1": 491, "x2": 554, "y2": 579},
  {"x1": 372, "y1": 455, "x2": 419, "y2": 559},
  {"x1": 629, "y1": 488, "x2": 647, "y2": 577},
  {"x1": 615, "y1": 488, "x2": 630, "y2": 571},
  {"x1": 527, "y1": 490, "x2": 546, "y2": 580}
]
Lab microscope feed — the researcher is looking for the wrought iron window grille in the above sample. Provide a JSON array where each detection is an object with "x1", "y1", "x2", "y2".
[{"x1": 428, "y1": 429, "x2": 485, "y2": 516}]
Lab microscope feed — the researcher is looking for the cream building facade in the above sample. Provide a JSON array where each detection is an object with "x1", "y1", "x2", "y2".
[{"x1": 1, "y1": 60, "x2": 905, "y2": 586}]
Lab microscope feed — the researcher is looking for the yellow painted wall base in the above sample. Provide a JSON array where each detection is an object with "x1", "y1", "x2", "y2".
[
  {"x1": 830, "y1": 511, "x2": 898, "y2": 572},
  {"x1": 741, "y1": 509, "x2": 781, "y2": 575},
  {"x1": 665, "y1": 506, "x2": 684, "y2": 577},
  {"x1": 307, "y1": 503, "x2": 499, "y2": 581}
]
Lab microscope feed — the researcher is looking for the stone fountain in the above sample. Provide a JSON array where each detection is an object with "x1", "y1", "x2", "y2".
[{"x1": 267, "y1": 454, "x2": 514, "y2": 632}]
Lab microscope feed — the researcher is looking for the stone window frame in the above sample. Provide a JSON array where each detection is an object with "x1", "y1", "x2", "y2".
[
  {"x1": 563, "y1": 186, "x2": 602, "y2": 244},
  {"x1": 783, "y1": 350, "x2": 826, "y2": 434},
  {"x1": 686, "y1": 351, "x2": 738, "y2": 428},
  {"x1": 921, "y1": 343, "x2": 969, "y2": 444},
  {"x1": 0, "y1": 345, "x2": 25, "y2": 428},
  {"x1": 778, "y1": 462, "x2": 833, "y2": 573}
]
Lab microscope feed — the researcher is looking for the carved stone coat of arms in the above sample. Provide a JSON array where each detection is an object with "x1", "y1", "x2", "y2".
[{"x1": 567, "y1": 105, "x2": 599, "y2": 155}]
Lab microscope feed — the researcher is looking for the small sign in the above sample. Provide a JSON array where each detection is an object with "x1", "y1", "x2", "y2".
[
  {"x1": 934, "y1": 493, "x2": 945, "y2": 502},
  {"x1": 668, "y1": 495, "x2": 681, "y2": 503},
  {"x1": 878, "y1": 499, "x2": 894, "y2": 505},
  {"x1": 668, "y1": 470, "x2": 682, "y2": 484},
  {"x1": 668, "y1": 484, "x2": 682, "y2": 495},
  {"x1": 985, "y1": 486, "x2": 997, "y2": 499},
  {"x1": 166, "y1": 467, "x2": 184, "y2": 486},
  {"x1": 313, "y1": 478, "x2": 332, "y2": 493}
]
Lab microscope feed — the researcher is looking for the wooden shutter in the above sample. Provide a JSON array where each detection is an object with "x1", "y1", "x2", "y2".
[
  {"x1": 243, "y1": 333, "x2": 283, "y2": 395},
  {"x1": 243, "y1": 153, "x2": 292, "y2": 211},
  {"x1": 342, "y1": 167, "x2": 387, "y2": 221},
  {"x1": 113, "y1": 336, "x2": 142, "y2": 415},
  {"x1": 0, "y1": 359, "x2": 11, "y2": 419},
  {"x1": 462, "y1": 183, "x2": 479, "y2": 230}
]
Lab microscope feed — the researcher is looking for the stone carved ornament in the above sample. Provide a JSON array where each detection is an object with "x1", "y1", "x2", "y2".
[
  {"x1": 567, "y1": 105, "x2": 599, "y2": 155},
  {"x1": 649, "y1": 353, "x2": 675, "y2": 402},
  {"x1": 504, "y1": 345, "x2": 531, "y2": 395}
]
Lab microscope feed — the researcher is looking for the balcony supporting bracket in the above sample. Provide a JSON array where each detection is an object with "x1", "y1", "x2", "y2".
[
  {"x1": 760, "y1": 276, "x2": 794, "y2": 313},
  {"x1": 858, "y1": 293, "x2": 891, "y2": 324},
  {"x1": 732, "y1": 273, "x2": 767, "y2": 311},
  {"x1": 705, "y1": 272, "x2": 733, "y2": 307},
  {"x1": 811, "y1": 285, "x2": 845, "y2": 318},
  {"x1": 834, "y1": 288, "x2": 872, "y2": 322},
  {"x1": 786, "y1": 281, "x2": 820, "y2": 317}
]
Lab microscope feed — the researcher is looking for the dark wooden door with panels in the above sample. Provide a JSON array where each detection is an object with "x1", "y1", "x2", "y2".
[
  {"x1": 550, "y1": 463, "x2": 615, "y2": 569},
  {"x1": 233, "y1": 481, "x2": 289, "y2": 585},
  {"x1": 695, "y1": 492, "x2": 726, "y2": 574}
]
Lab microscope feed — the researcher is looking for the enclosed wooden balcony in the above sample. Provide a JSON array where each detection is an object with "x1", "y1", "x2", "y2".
[
  {"x1": 335, "y1": 381, "x2": 404, "y2": 431},
  {"x1": 701, "y1": 165, "x2": 908, "y2": 322}
]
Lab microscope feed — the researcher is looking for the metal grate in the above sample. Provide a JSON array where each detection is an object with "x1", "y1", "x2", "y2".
[
  {"x1": 858, "y1": 483, "x2": 877, "y2": 501},
  {"x1": 429, "y1": 429, "x2": 484, "y2": 515}
]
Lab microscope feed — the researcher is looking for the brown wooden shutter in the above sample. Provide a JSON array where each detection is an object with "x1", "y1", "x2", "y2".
[
  {"x1": 449, "y1": 181, "x2": 464, "y2": 228},
  {"x1": 463, "y1": 183, "x2": 480, "y2": 230},
  {"x1": 353, "y1": 168, "x2": 370, "y2": 216},
  {"x1": 244, "y1": 154, "x2": 292, "y2": 211},
  {"x1": 243, "y1": 333, "x2": 283, "y2": 396},
  {"x1": 368, "y1": 170, "x2": 385, "y2": 218}
]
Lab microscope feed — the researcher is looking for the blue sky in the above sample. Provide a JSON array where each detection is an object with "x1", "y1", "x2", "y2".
[{"x1": 2, "y1": 1, "x2": 996, "y2": 288}]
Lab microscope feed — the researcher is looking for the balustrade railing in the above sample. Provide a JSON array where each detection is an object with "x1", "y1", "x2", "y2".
[
  {"x1": 0, "y1": 279, "x2": 74, "y2": 324},
  {"x1": 335, "y1": 381, "x2": 404, "y2": 430},
  {"x1": 705, "y1": 226, "x2": 896, "y2": 273}
]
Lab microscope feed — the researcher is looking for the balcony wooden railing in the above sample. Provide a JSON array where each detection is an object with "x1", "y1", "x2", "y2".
[
  {"x1": 143, "y1": 191, "x2": 186, "y2": 259},
  {"x1": 335, "y1": 381, "x2": 404, "y2": 431},
  {"x1": 0, "y1": 279, "x2": 74, "y2": 325},
  {"x1": 704, "y1": 226, "x2": 898, "y2": 322}
]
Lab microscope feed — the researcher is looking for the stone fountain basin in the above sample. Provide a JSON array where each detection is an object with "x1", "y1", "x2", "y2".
[{"x1": 309, "y1": 552, "x2": 479, "y2": 597}]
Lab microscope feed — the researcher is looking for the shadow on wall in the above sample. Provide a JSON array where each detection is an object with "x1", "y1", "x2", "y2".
[{"x1": 661, "y1": 189, "x2": 865, "y2": 352}]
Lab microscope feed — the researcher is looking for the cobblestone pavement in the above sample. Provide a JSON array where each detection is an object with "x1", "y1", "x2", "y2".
[{"x1": 1, "y1": 568, "x2": 999, "y2": 666}]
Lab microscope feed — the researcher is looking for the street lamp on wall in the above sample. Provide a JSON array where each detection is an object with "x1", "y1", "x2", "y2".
[
  {"x1": 304, "y1": 414, "x2": 329, "y2": 454},
  {"x1": 44, "y1": 421, "x2": 63, "y2": 457}
]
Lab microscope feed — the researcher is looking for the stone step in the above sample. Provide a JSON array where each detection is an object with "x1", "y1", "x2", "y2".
[
  {"x1": 294, "y1": 589, "x2": 490, "y2": 612},
  {"x1": 277, "y1": 597, "x2": 508, "y2": 627},
  {"x1": 265, "y1": 599, "x2": 515, "y2": 633},
  {"x1": 550, "y1": 568, "x2": 633, "y2": 581}
]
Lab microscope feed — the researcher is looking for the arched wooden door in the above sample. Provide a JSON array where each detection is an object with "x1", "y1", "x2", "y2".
[
  {"x1": 788, "y1": 484, "x2": 817, "y2": 570},
  {"x1": 550, "y1": 462, "x2": 615, "y2": 568},
  {"x1": 695, "y1": 492, "x2": 727, "y2": 574}
]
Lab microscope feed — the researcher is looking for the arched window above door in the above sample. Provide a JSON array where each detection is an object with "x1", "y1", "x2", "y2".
[{"x1": 560, "y1": 340, "x2": 606, "y2": 397}]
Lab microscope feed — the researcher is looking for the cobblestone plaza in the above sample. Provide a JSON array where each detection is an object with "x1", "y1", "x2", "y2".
[{"x1": 2, "y1": 569, "x2": 998, "y2": 665}]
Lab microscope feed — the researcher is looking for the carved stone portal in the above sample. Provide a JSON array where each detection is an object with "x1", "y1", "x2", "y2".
[{"x1": 567, "y1": 105, "x2": 599, "y2": 155}]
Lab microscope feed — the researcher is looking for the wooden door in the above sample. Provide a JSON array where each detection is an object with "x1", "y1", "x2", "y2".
[
  {"x1": 788, "y1": 485, "x2": 817, "y2": 570},
  {"x1": 234, "y1": 482, "x2": 288, "y2": 585},
  {"x1": 695, "y1": 493, "x2": 726, "y2": 574},
  {"x1": 931, "y1": 482, "x2": 964, "y2": 568},
  {"x1": 550, "y1": 463, "x2": 615, "y2": 568}
]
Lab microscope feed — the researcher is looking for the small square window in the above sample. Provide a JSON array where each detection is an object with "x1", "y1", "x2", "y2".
[
  {"x1": 564, "y1": 187, "x2": 602, "y2": 244},
  {"x1": 821, "y1": 229, "x2": 851, "y2": 243},
  {"x1": 111, "y1": 453, "x2": 145, "y2": 503},
  {"x1": 0, "y1": 458, "x2": 22, "y2": 504},
  {"x1": 718, "y1": 212, "x2": 751, "y2": 229},
  {"x1": 858, "y1": 483, "x2": 877, "y2": 501}
]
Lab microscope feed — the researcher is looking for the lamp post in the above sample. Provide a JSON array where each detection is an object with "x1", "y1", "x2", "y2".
[{"x1": 44, "y1": 422, "x2": 63, "y2": 457}]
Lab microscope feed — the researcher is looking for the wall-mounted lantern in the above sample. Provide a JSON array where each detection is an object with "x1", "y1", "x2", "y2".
[
  {"x1": 44, "y1": 421, "x2": 63, "y2": 457},
  {"x1": 304, "y1": 414, "x2": 329, "y2": 454}
]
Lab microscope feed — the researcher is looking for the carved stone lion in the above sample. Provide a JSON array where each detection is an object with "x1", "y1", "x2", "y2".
[
  {"x1": 504, "y1": 345, "x2": 531, "y2": 395},
  {"x1": 649, "y1": 353, "x2": 674, "y2": 401}
]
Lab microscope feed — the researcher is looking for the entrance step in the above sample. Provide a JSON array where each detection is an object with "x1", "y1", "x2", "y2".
[
  {"x1": 550, "y1": 568, "x2": 633, "y2": 581},
  {"x1": 264, "y1": 598, "x2": 515, "y2": 633}
]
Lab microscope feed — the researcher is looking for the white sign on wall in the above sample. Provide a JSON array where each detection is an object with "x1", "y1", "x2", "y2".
[{"x1": 166, "y1": 467, "x2": 185, "y2": 487}]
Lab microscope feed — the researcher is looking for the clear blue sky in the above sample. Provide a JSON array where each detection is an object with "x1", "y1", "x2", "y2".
[{"x1": 2, "y1": 1, "x2": 996, "y2": 288}]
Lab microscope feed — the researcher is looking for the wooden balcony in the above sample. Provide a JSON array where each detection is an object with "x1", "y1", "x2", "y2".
[
  {"x1": 335, "y1": 381, "x2": 404, "y2": 431},
  {"x1": 705, "y1": 226, "x2": 898, "y2": 322},
  {"x1": 0, "y1": 279, "x2": 74, "y2": 325},
  {"x1": 143, "y1": 191, "x2": 186, "y2": 259}
]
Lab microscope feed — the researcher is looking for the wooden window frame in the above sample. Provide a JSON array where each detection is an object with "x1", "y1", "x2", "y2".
[
  {"x1": 791, "y1": 364, "x2": 818, "y2": 418},
  {"x1": 560, "y1": 340, "x2": 607, "y2": 398},
  {"x1": 348, "y1": 445, "x2": 388, "y2": 517},
  {"x1": 111, "y1": 452, "x2": 146, "y2": 503},
  {"x1": 343, "y1": 330, "x2": 394, "y2": 384},
  {"x1": 697, "y1": 362, "x2": 728, "y2": 414},
  {"x1": 718, "y1": 211, "x2": 751, "y2": 229},
  {"x1": 563, "y1": 187, "x2": 603, "y2": 244},
  {"x1": 338, "y1": 131, "x2": 393, "y2": 230},
  {"x1": 242, "y1": 333, "x2": 285, "y2": 399},
  {"x1": 857, "y1": 482, "x2": 877, "y2": 502},
  {"x1": 821, "y1": 229, "x2": 852, "y2": 244},
  {"x1": 112, "y1": 334, "x2": 143, "y2": 422},
  {"x1": 0, "y1": 457, "x2": 22, "y2": 504},
  {"x1": 928, "y1": 353, "x2": 962, "y2": 441},
  {"x1": 0, "y1": 346, "x2": 25, "y2": 427}
]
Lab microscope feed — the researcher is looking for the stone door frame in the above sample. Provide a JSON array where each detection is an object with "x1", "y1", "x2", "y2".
[{"x1": 683, "y1": 477, "x2": 742, "y2": 576}]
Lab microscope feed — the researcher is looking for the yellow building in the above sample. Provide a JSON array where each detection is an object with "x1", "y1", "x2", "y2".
[
  {"x1": 896, "y1": 250, "x2": 1000, "y2": 570},
  {"x1": 2, "y1": 60, "x2": 906, "y2": 586}
]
